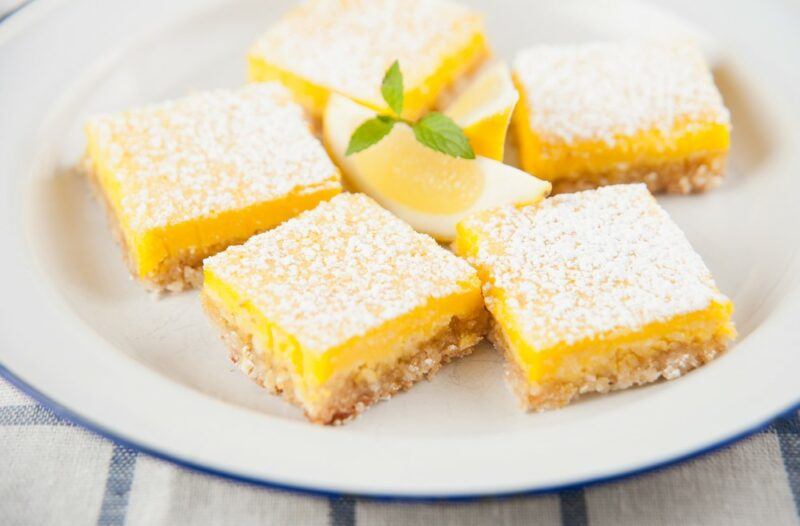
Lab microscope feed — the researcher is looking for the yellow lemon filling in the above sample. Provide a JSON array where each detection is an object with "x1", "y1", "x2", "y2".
[
  {"x1": 202, "y1": 193, "x2": 487, "y2": 421},
  {"x1": 513, "y1": 85, "x2": 731, "y2": 181},
  {"x1": 86, "y1": 131, "x2": 340, "y2": 280},
  {"x1": 509, "y1": 41, "x2": 732, "y2": 185},
  {"x1": 455, "y1": 203, "x2": 735, "y2": 385},
  {"x1": 454, "y1": 184, "x2": 736, "y2": 407},
  {"x1": 248, "y1": 32, "x2": 489, "y2": 120},
  {"x1": 204, "y1": 267, "x2": 483, "y2": 403},
  {"x1": 84, "y1": 85, "x2": 341, "y2": 285},
  {"x1": 493, "y1": 295, "x2": 735, "y2": 384}
]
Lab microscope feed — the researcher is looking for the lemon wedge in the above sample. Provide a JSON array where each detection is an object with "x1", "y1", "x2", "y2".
[
  {"x1": 323, "y1": 93, "x2": 550, "y2": 241},
  {"x1": 444, "y1": 61, "x2": 519, "y2": 161}
]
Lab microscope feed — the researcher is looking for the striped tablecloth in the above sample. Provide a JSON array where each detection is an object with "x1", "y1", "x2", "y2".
[{"x1": 1, "y1": 376, "x2": 798, "y2": 525}]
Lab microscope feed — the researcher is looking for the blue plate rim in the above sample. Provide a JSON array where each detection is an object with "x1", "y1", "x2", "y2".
[{"x1": 2, "y1": 360, "x2": 798, "y2": 501}]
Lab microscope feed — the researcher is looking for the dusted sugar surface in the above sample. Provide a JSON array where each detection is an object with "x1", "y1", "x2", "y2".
[
  {"x1": 458, "y1": 184, "x2": 729, "y2": 350},
  {"x1": 513, "y1": 42, "x2": 730, "y2": 145},
  {"x1": 249, "y1": 0, "x2": 484, "y2": 106},
  {"x1": 86, "y1": 83, "x2": 339, "y2": 233},
  {"x1": 204, "y1": 193, "x2": 479, "y2": 353}
]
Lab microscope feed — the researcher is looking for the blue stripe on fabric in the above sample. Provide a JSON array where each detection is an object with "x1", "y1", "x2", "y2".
[
  {"x1": 0, "y1": 404, "x2": 72, "y2": 426},
  {"x1": 329, "y1": 495, "x2": 356, "y2": 526},
  {"x1": 773, "y1": 411, "x2": 800, "y2": 518},
  {"x1": 559, "y1": 488, "x2": 588, "y2": 526},
  {"x1": 97, "y1": 444, "x2": 139, "y2": 526}
]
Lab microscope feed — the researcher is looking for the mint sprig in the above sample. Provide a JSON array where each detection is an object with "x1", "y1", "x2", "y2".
[
  {"x1": 345, "y1": 61, "x2": 475, "y2": 159},
  {"x1": 381, "y1": 60, "x2": 404, "y2": 116},
  {"x1": 346, "y1": 116, "x2": 395, "y2": 156},
  {"x1": 413, "y1": 112, "x2": 475, "y2": 160}
]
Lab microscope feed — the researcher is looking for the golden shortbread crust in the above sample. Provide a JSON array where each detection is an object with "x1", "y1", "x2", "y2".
[
  {"x1": 85, "y1": 158, "x2": 334, "y2": 293},
  {"x1": 84, "y1": 159, "x2": 204, "y2": 292},
  {"x1": 201, "y1": 291, "x2": 489, "y2": 425},
  {"x1": 489, "y1": 320, "x2": 731, "y2": 412},
  {"x1": 549, "y1": 151, "x2": 727, "y2": 195}
]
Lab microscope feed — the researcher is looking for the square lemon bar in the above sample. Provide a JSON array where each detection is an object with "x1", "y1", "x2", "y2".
[
  {"x1": 454, "y1": 184, "x2": 735, "y2": 411},
  {"x1": 512, "y1": 42, "x2": 731, "y2": 194},
  {"x1": 247, "y1": 0, "x2": 489, "y2": 120},
  {"x1": 202, "y1": 193, "x2": 488, "y2": 424},
  {"x1": 85, "y1": 84, "x2": 341, "y2": 291}
]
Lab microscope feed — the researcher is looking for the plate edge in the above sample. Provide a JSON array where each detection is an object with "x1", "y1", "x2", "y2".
[{"x1": 1, "y1": 360, "x2": 797, "y2": 501}]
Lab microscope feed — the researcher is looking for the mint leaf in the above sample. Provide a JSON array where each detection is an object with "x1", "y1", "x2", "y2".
[
  {"x1": 412, "y1": 112, "x2": 475, "y2": 159},
  {"x1": 381, "y1": 60, "x2": 404, "y2": 117},
  {"x1": 346, "y1": 115, "x2": 395, "y2": 156},
  {"x1": 345, "y1": 61, "x2": 475, "y2": 159}
]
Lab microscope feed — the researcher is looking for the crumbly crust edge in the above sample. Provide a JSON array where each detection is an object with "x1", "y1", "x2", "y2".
[
  {"x1": 201, "y1": 290, "x2": 489, "y2": 425},
  {"x1": 489, "y1": 319, "x2": 733, "y2": 412},
  {"x1": 84, "y1": 157, "x2": 339, "y2": 293},
  {"x1": 83, "y1": 158, "x2": 203, "y2": 293},
  {"x1": 549, "y1": 151, "x2": 728, "y2": 195}
]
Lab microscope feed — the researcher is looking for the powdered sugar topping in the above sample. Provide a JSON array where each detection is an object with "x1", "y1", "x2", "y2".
[
  {"x1": 250, "y1": 0, "x2": 484, "y2": 106},
  {"x1": 460, "y1": 184, "x2": 727, "y2": 350},
  {"x1": 513, "y1": 42, "x2": 730, "y2": 145},
  {"x1": 87, "y1": 83, "x2": 339, "y2": 231},
  {"x1": 205, "y1": 193, "x2": 478, "y2": 352}
]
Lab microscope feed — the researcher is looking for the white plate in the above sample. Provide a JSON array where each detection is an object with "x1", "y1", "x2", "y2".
[{"x1": 1, "y1": 0, "x2": 799, "y2": 498}]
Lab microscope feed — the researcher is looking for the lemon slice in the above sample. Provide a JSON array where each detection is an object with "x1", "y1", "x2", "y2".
[
  {"x1": 323, "y1": 93, "x2": 550, "y2": 241},
  {"x1": 444, "y1": 61, "x2": 519, "y2": 161}
]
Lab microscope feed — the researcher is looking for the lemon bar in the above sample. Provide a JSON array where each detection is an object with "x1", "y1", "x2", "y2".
[
  {"x1": 512, "y1": 42, "x2": 731, "y2": 194},
  {"x1": 202, "y1": 193, "x2": 488, "y2": 424},
  {"x1": 85, "y1": 84, "x2": 341, "y2": 291},
  {"x1": 454, "y1": 184, "x2": 735, "y2": 411},
  {"x1": 247, "y1": 0, "x2": 489, "y2": 120}
]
